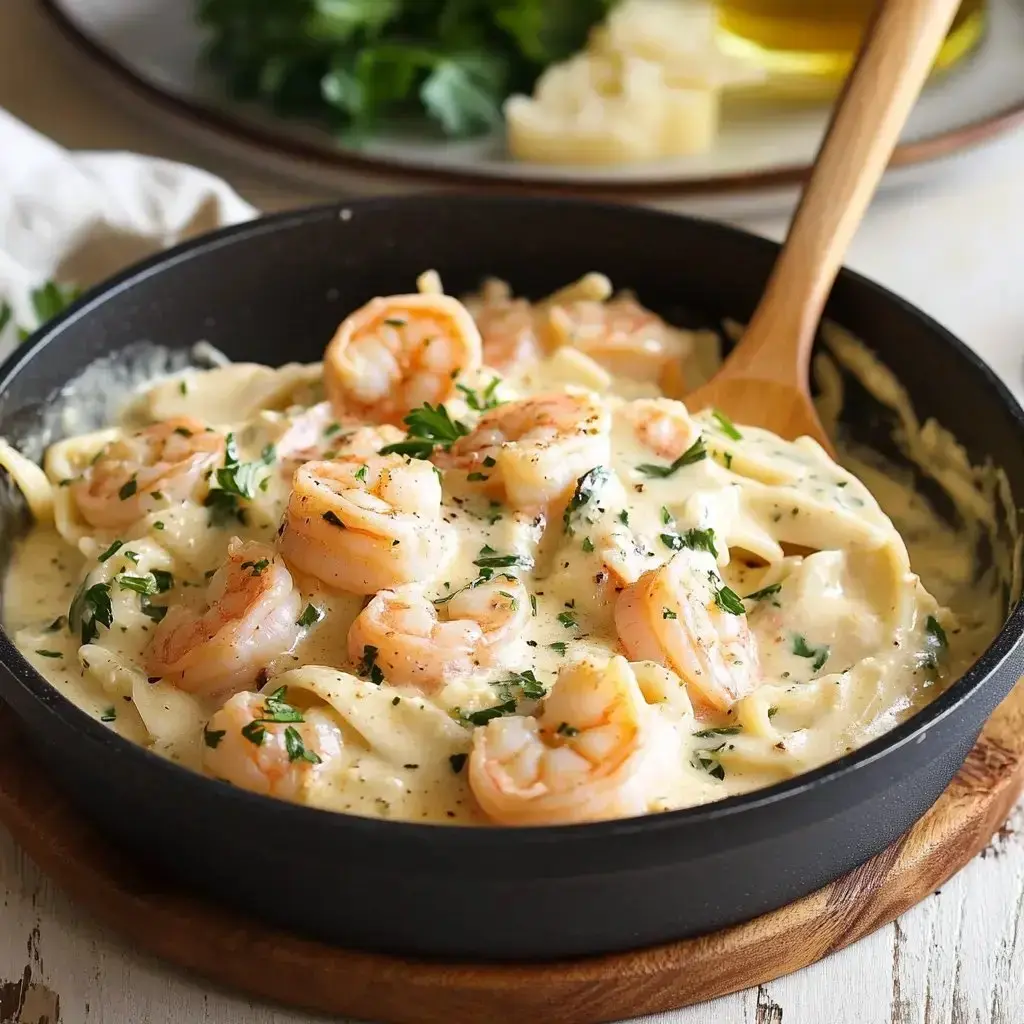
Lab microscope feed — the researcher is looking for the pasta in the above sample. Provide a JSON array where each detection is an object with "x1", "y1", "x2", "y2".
[{"x1": 0, "y1": 271, "x2": 997, "y2": 827}]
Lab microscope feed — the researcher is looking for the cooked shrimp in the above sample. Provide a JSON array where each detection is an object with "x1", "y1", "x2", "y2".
[
  {"x1": 279, "y1": 454, "x2": 455, "y2": 594},
  {"x1": 622, "y1": 398, "x2": 701, "y2": 460},
  {"x1": 347, "y1": 577, "x2": 531, "y2": 691},
  {"x1": 275, "y1": 404, "x2": 403, "y2": 470},
  {"x1": 324, "y1": 293, "x2": 483, "y2": 424},
  {"x1": 72, "y1": 417, "x2": 224, "y2": 528},
  {"x1": 439, "y1": 391, "x2": 611, "y2": 508},
  {"x1": 202, "y1": 689, "x2": 343, "y2": 800},
  {"x1": 545, "y1": 294, "x2": 691, "y2": 388},
  {"x1": 146, "y1": 539, "x2": 302, "y2": 697},
  {"x1": 463, "y1": 278, "x2": 543, "y2": 370},
  {"x1": 468, "y1": 655, "x2": 656, "y2": 825},
  {"x1": 615, "y1": 547, "x2": 759, "y2": 713}
]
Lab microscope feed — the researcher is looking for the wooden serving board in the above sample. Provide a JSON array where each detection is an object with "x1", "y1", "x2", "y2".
[{"x1": 0, "y1": 687, "x2": 1021, "y2": 1024}]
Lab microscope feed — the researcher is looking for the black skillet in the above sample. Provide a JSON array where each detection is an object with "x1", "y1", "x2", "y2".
[{"x1": 0, "y1": 197, "x2": 1021, "y2": 961}]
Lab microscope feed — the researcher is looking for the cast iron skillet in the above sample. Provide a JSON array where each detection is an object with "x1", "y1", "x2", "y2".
[{"x1": 0, "y1": 197, "x2": 1022, "y2": 962}]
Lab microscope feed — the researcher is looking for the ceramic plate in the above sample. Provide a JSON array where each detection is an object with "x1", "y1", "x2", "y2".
[{"x1": 42, "y1": 0, "x2": 1024, "y2": 210}]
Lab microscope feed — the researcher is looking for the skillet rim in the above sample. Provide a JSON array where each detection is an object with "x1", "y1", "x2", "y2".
[{"x1": 0, "y1": 194, "x2": 1022, "y2": 852}]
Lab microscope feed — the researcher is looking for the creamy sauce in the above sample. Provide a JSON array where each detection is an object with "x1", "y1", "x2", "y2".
[{"x1": 0, "y1": 278, "x2": 1007, "y2": 826}]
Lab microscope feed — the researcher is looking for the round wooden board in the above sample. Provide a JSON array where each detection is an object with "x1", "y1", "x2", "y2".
[{"x1": 0, "y1": 687, "x2": 1022, "y2": 1024}]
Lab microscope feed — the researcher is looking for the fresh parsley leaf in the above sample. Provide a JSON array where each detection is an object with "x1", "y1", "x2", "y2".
[
  {"x1": 297, "y1": 603, "x2": 324, "y2": 628},
  {"x1": 100, "y1": 707, "x2": 117, "y2": 722},
  {"x1": 204, "y1": 432, "x2": 268, "y2": 525},
  {"x1": 240, "y1": 720, "x2": 265, "y2": 746},
  {"x1": 449, "y1": 752, "x2": 468, "y2": 774},
  {"x1": 35, "y1": 649, "x2": 63, "y2": 659},
  {"x1": 473, "y1": 552, "x2": 530, "y2": 570},
  {"x1": 557, "y1": 610, "x2": 577, "y2": 629},
  {"x1": 456, "y1": 377, "x2": 502, "y2": 411},
  {"x1": 556, "y1": 722, "x2": 579, "y2": 737},
  {"x1": 357, "y1": 644, "x2": 385, "y2": 685},
  {"x1": 152, "y1": 570, "x2": 174, "y2": 593},
  {"x1": 712, "y1": 409, "x2": 742, "y2": 440},
  {"x1": 117, "y1": 573, "x2": 158, "y2": 596},
  {"x1": 682, "y1": 527, "x2": 719, "y2": 558},
  {"x1": 97, "y1": 540, "x2": 124, "y2": 562},
  {"x1": 693, "y1": 726, "x2": 742, "y2": 737},
  {"x1": 380, "y1": 402, "x2": 468, "y2": 459},
  {"x1": 203, "y1": 726, "x2": 226, "y2": 749},
  {"x1": 118, "y1": 478, "x2": 138, "y2": 500},
  {"x1": 713, "y1": 583, "x2": 745, "y2": 616},
  {"x1": 69, "y1": 580, "x2": 113, "y2": 645},
  {"x1": 745, "y1": 583, "x2": 782, "y2": 602},
  {"x1": 563, "y1": 466, "x2": 610, "y2": 534},
  {"x1": 548, "y1": 641, "x2": 567, "y2": 655},
  {"x1": 636, "y1": 437, "x2": 707, "y2": 478},
  {"x1": 284, "y1": 725, "x2": 321, "y2": 764},
  {"x1": 791, "y1": 633, "x2": 830, "y2": 672},
  {"x1": 461, "y1": 699, "x2": 517, "y2": 726},
  {"x1": 919, "y1": 614, "x2": 949, "y2": 670}
]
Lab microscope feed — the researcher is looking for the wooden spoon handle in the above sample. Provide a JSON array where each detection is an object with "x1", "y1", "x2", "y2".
[{"x1": 727, "y1": 0, "x2": 964, "y2": 384}]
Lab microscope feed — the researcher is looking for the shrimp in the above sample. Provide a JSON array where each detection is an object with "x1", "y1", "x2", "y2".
[
  {"x1": 202, "y1": 689, "x2": 343, "y2": 801},
  {"x1": 622, "y1": 398, "x2": 701, "y2": 460},
  {"x1": 347, "y1": 577, "x2": 531, "y2": 691},
  {"x1": 324, "y1": 293, "x2": 483, "y2": 425},
  {"x1": 72, "y1": 417, "x2": 224, "y2": 528},
  {"x1": 439, "y1": 391, "x2": 611, "y2": 508},
  {"x1": 615, "y1": 547, "x2": 759, "y2": 713},
  {"x1": 545, "y1": 294, "x2": 691, "y2": 389},
  {"x1": 279, "y1": 454, "x2": 455, "y2": 594},
  {"x1": 463, "y1": 278, "x2": 544, "y2": 370},
  {"x1": 146, "y1": 539, "x2": 302, "y2": 697},
  {"x1": 468, "y1": 655, "x2": 656, "y2": 825},
  {"x1": 275, "y1": 403, "x2": 403, "y2": 470}
]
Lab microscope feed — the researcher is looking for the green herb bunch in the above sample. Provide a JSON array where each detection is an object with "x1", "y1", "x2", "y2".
[{"x1": 196, "y1": 0, "x2": 616, "y2": 139}]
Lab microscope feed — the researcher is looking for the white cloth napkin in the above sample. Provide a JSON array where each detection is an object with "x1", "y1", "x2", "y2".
[{"x1": 0, "y1": 109, "x2": 257, "y2": 358}]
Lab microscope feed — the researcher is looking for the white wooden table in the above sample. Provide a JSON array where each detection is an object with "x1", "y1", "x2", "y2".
[{"x1": 3, "y1": 1, "x2": 1024, "y2": 1021}]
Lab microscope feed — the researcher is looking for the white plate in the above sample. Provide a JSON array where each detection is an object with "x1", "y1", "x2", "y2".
[{"x1": 42, "y1": 0, "x2": 1024, "y2": 214}]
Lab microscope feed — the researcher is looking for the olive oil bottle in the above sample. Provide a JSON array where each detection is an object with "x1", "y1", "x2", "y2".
[{"x1": 716, "y1": 0, "x2": 986, "y2": 94}]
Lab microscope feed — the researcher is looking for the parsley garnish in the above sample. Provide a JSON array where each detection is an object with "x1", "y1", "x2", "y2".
[
  {"x1": 241, "y1": 558, "x2": 270, "y2": 577},
  {"x1": 618, "y1": 509, "x2": 630, "y2": 526},
  {"x1": 204, "y1": 433, "x2": 272, "y2": 526},
  {"x1": 358, "y1": 645, "x2": 385, "y2": 685},
  {"x1": 118, "y1": 477, "x2": 138, "y2": 500},
  {"x1": 792, "y1": 634, "x2": 830, "y2": 672},
  {"x1": 563, "y1": 466, "x2": 610, "y2": 535},
  {"x1": 460, "y1": 699, "x2": 517, "y2": 726},
  {"x1": 682, "y1": 527, "x2": 718, "y2": 558},
  {"x1": 661, "y1": 533, "x2": 684, "y2": 551},
  {"x1": 97, "y1": 540, "x2": 124, "y2": 562},
  {"x1": 297, "y1": 604, "x2": 324, "y2": 628},
  {"x1": 556, "y1": 722, "x2": 579, "y2": 737},
  {"x1": 456, "y1": 377, "x2": 502, "y2": 411},
  {"x1": 712, "y1": 409, "x2": 742, "y2": 440},
  {"x1": 713, "y1": 583, "x2": 745, "y2": 616},
  {"x1": 549, "y1": 641, "x2": 567, "y2": 655},
  {"x1": 152, "y1": 570, "x2": 174, "y2": 593},
  {"x1": 692, "y1": 747, "x2": 726, "y2": 781},
  {"x1": 240, "y1": 720, "x2": 265, "y2": 746},
  {"x1": 919, "y1": 614, "x2": 949, "y2": 670},
  {"x1": 354, "y1": 464, "x2": 368, "y2": 482},
  {"x1": 379, "y1": 402, "x2": 468, "y2": 459},
  {"x1": 284, "y1": 725, "x2": 321, "y2": 764},
  {"x1": 581, "y1": 536, "x2": 595, "y2": 553},
  {"x1": 496, "y1": 669, "x2": 546, "y2": 701},
  {"x1": 663, "y1": 608, "x2": 677, "y2": 620},
  {"x1": 557, "y1": 611, "x2": 577, "y2": 629},
  {"x1": 636, "y1": 437, "x2": 707, "y2": 478},
  {"x1": 140, "y1": 597, "x2": 168, "y2": 624},
  {"x1": 46, "y1": 616, "x2": 67, "y2": 632},
  {"x1": 68, "y1": 580, "x2": 113, "y2": 644},
  {"x1": 473, "y1": 552, "x2": 531, "y2": 570},
  {"x1": 745, "y1": 583, "x2": 782, "y2": 602},
  {"x1": 203, "y1": 726, "x2": 226, "y2": 748},
  {"x1": 449, "y1": 752, "x2": 468, "y2": 774},
  {"x1": 322, "y1": 510, "x2": 346, "y2": 528},
  {"x1": 35, "y1": 649, "x2": 62, "y2": 659},
  {"x1": 117, "y1": 573, "x2": 159, "y2": 596},
  {"x1": 693, "y1": 726, "x2": 741, "y2": 737},
  {"x1": 100, "y1": 707, "x2": 117, "y2": 722}
]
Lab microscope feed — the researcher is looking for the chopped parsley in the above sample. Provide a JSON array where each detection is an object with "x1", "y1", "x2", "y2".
[
  {"x1": 118, "y1": 477, "x2": 138, "y2": 500},
  {"x1": 467, "y1": 471, "x2": 489, "y2": 482},
  {"x1": 354, "y1": 464, "x2": 368, "y2": 482},
  {"x1": 97, "y1": 540, "x2": 124, "y2": 562},
  {"x1": 357, "y1": 645, "x2": 385, "y2": 685},
  {"x1": 919, "y1": 614, "x2": 949, "y2": 670},
  {"x1": 203, "y1": 726, "x2": 226, "y2": 748},
  {"x1": 241, "y1": 558, "x2": 271, "y2": 577},
  {"x1": 745, "y1": 583, "x2": 782, "y2": 603},
  {"x1": 117, "y1": 573, "x2": 159, "y2": 596},
  {"x1": 767, "y1": 706, "x2": 779, "y2": 719},
  {"x1": 204, "y1": 433, "x2": 273, "y2": 526},
  {"x1": 661, "y1": 533, "x2": 684, "y2": 551},
  {"x1": 557, "y1": 610, "x2": 578, "y2": 629},
  {"x1": 495, "y1": 669, "x2": 546, "y2": 702},
  {"x1": 713, "y1": 583, "x2": 745, "y2": 616},
  {"x1": 35, "y1": 649, "x2": 63, "y2": 659},
  {"x1": 693, "y1": 726, "x2": 742, "y2": 737},
  {"x1": 46, "y1": 616, "x2": 67, "y2": 632},
  {"x1": 460, "y1": 699, "x2": 517, "y2": 726},
  {"x1": 297, "y1": 603, "x2": 324, "y2": 628},
  {"x1": 456, "y1": 377, "x2": 502, "y2": 411},
  {"x1": 68, "y1": 580, "x2": 113, "y2": 644},
  {"x1": 618, "y1": 509, "x2": 630, "y2": 526},
  {"x1": 636, "y1": 437, "x2": 707, "y2": 478},
  {"x1": 563, "y1": 466, "x2": 610, "y2": 535},
  {"x1": 379, "y1": 402, "x2": 468, "y2": 459},
  {"x1": 682, "y1": 527, "x2": 718, "y2": 558},
  {"x1": 473, "y1": 551, "x2": 531, "y2": 570},
  {"x1": 384, "y1": 316, "x2": 407, "y2": 327},
  {"x1": 692, "y1": 747, "x2": 726, "y2": 781},
  {"x1": 449, "y1": 752, "x2": 468, "y2": 774},
  {"x1": 663, "y1": 608, "x2": 677, "y2": 620},
  {"x1": 712, "y1": 409, "x2": 742, "y2": 440},
  {"x1": 556, "y1": 722, "x2": 579, "y2": 737},
  {"x1": 548, "y1": 641, "x2": 568, "y2": 655},
  {"x1": 153, "y1": 521, "x2": 165, "y2": 531},
  {"x1": 284, "y1": 725, "x2": 321, "y2": 764},
  {"x1": 140, "y1": 597, "x2": 168, "y2": 624},
  {"x1": 100, "y1": 707, "x2": 117, "y2": 722},
  {"x1": 152, "y1": 570, "x2": 174, "y2": 593},
  {"x1": 791, "y1": 633, "x2": 830, "y2": 672},
  {"x1": 581, "y1": 537, "x2": 595, "y2": 553},
  {"x1": 240, "y1": 720, "x2": 265, "y2": 746},
  {"x1": 322, "y1": 510, "x2": 346, "y2": 528},
  {"x1": 530, "y1": 593, "x2": 537, "y2": 616}
]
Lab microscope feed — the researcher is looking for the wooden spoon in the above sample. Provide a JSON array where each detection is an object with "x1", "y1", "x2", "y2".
[{"x1": 685, "y1": 0, "x2": 963, "y2": 455}]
